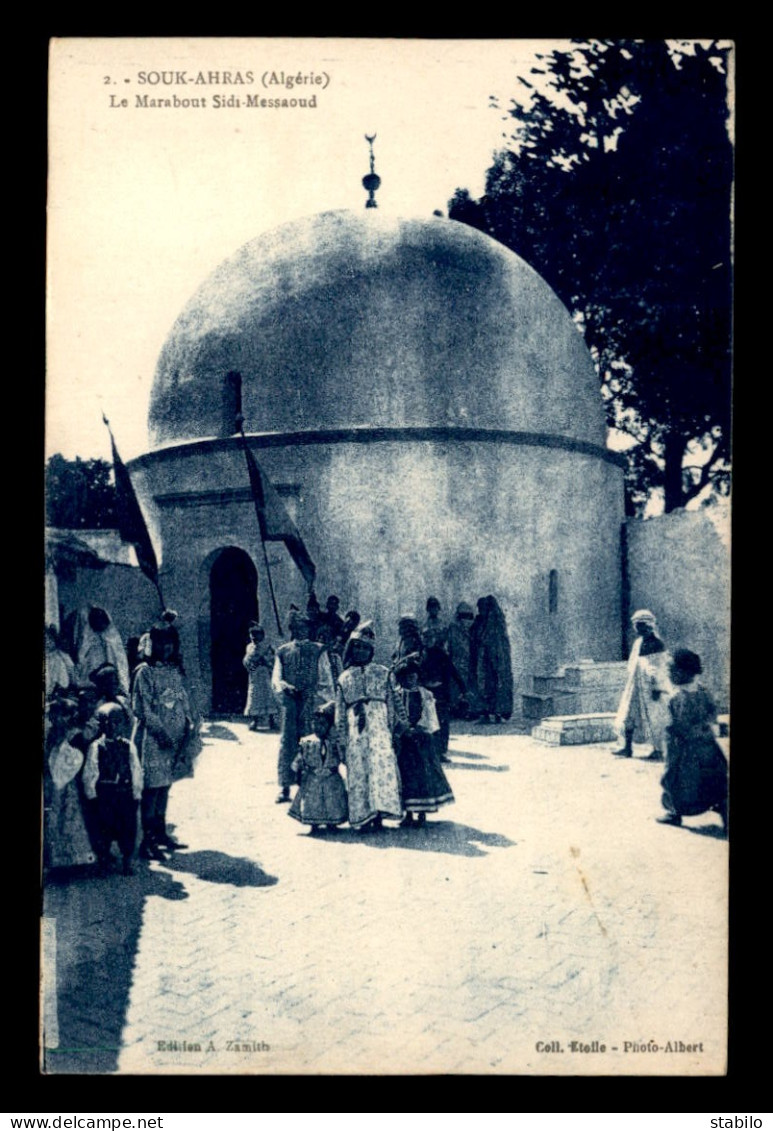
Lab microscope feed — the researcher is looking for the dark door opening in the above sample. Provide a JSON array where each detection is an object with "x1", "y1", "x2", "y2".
[{"x1": 210, "y1": 547, "x2": 259, "y2": 715}]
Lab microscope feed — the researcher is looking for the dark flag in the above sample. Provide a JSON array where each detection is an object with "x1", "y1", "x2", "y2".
[
  {"x1": 239, "y1": 431, "x2": 317, "y2": 591},
  {"x1": 103, "y1": 415, "x2": 162, "y2": 598}
]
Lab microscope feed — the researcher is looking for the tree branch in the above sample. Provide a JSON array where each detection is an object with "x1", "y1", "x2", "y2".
[{"x1": 682, "y1": 451, "x2": 723, "y2": 505}]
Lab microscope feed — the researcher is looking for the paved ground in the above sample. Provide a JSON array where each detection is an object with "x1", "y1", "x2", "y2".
[{"x1": 42, "y1": 722, "x2": 729, "y2": 1076}]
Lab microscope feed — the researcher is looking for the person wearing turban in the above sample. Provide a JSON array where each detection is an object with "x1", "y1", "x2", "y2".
[
  {"x1": 612, "y1": 609, "x2": 672, "y2": 761},
  {"x1": 422, "y1": 596, "x2": 448, "y2": 651},
  {"x1": 320, "y1": 595, "x2": 345, "y2": 641},
  {"x1": 288, "y1": 702, "x2": 348, "y2": 832},
  {"x1": 447, "y1": 602, "x2": 478, "y2": 718},
  {"x1": 393, "y1": 615, "x2": 423, "y2": 664},
  {"x1": 132, "y1": 626, "x2": 196, "y2": 860},
  {"x1": 243, "y1": 623, "x2": 277, "y2": 732},
  {"x1": 336, "y1": 622, "x2": 403, "y2": 831},
  {"x1": 272, "y1": 609, "x2": 335, "y2": 803}
]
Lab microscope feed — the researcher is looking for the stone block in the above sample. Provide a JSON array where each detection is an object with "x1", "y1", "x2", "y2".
[
  {"x1": 531, "y1": 712, "x2": 618, "y2": 746},
  {"x1": 531, "y1": 725, "x2": 561, "y2": 745}
]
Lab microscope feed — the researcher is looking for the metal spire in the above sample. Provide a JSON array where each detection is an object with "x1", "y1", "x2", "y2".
[{"x1": 362, "y1": 133, "x2": 381, "y2": 209}]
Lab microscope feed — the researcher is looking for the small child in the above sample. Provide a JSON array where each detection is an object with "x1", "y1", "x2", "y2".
[
  {"x1": 83, "y1": 702, "x2": 143, "y2": 874},
  {"x1": 288, "y1": 702, "x2": 348, "y2": 834},
  {"x1": 393, "y1": 654, "x2": 455, "y2": 827},
  {"x1": 658, "y1": 647, "x2": 728, "y2": 833}
]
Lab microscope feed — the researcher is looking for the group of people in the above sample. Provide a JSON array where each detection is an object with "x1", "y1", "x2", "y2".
[
  {"x1": 244, "y1": 593, "x2": 514, "y2": 735},
  {"x1": 395, "y1": 596, "x2": 514, "y2": 725},
  {"x1": 280, "y1": 620, "x2": 455, "y2": 833},
  {"x1": 44, "y1": 605, "x2": 200, "y2": 876},
  {"x1": 260, "y1": 592, "x2": 514, "y2": 834},
  {"x1": 613, "y1": 609, "x2": 729, "y2": 832},
  {"x1": 44, "y1": 591, "x2": 727, "y2": 877},
  {"x1": 241, "y1": 596, "x2": 362, "y2": 733},
  {"x1": 245, "y1": 591, "x2": 514, "y2": 719}
]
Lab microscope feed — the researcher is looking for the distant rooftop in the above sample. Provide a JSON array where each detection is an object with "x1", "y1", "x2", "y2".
[{"x1": 46, "y1": 528, "x2": 138, "y2": 569}]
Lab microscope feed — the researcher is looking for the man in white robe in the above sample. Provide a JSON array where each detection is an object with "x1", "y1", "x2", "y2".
[{"x1": 612, "y1": 609, "x2": 672, "y2": 761}]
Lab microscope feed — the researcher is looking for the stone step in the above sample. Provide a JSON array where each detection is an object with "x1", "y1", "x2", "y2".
[
  {"x1": 562, "y1": 661, "x2": 629, "y2": 690},
  {"x1": 522, "y1": 690, "x2": 577, "y2": 720},
  {"x1": 532, "y1": 712, "x2": 618, "y2": 746}
]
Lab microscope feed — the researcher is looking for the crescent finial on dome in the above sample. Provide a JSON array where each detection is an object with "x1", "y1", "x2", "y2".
[{"x1": 362, "y1": 133, "x2": 381, "y2": 209}]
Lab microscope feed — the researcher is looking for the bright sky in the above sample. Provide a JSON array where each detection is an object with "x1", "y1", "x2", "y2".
[{"x1": 47, "y1": 37, "x2": 577, "y2": 462}]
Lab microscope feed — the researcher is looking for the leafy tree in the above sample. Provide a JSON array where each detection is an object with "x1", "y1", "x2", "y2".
[
  {"x1": 46, "y1": 454, "x2": 117, "y2": 529},
  {"x1": 449, "y1": 40, "x2": 732, "y2": 513}
]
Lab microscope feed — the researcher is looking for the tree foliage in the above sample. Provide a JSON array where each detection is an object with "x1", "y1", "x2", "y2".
[
  {"x1": 449, "y1": 40, "x2": 733, "y2": 513},
  {"x1": 46, "y1": 454, "x2": 117, "y2": 529}
]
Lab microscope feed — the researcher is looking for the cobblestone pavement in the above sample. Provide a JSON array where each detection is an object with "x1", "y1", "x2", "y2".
[{"x1": 42, "y1": 723, "x2": 728, "y2": 1075}]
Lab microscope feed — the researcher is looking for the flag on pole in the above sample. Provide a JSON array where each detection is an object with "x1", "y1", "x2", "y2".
[
  {"x1": 103, "y1": 414, "x2": 162, "y2": 597},
  {"x1": 239, "y1": 432, "x2": 316, "y2": 591}
]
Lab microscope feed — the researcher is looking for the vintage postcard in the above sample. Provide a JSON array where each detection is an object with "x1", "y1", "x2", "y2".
[{"x1": 44, "y1": 37, "x2": 732, "y2": 1075}]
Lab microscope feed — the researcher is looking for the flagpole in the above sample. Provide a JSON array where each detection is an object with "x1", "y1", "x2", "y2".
[
  {"x1": 152, "y1": 576, "x2": 166, "y2": 613},
  {"x1": 259, "y1": 513, "x2": 284, "y2": 638},
  {"x1": 239, "y1": 426, "x2": 283, "y2": 638},
  {"x1": 102, "y1": 412, "x2": 165, "y2": 614}
]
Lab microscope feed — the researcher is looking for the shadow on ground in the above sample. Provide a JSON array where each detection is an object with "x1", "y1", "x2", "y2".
[
  {"x1": 450, "y1": 719, "x2": 532, "y2": 737},
  {"x1": 445, "y1": 753, "x2": 510, "y2": 773},
  {"x1": 201, "y1": 723, "x2": 241, "y2": 742},
  {"x1": 678, "y1": 822, "x2": 727, "y2": 840},
  {"x1": 160, "y1": 849, "x2": 279, "y2": 887},
  {"x1": 312, "y1": 820, "x2": 515, "y2": 858},
  {"x1": 42, "y1": 861, "x2": 188, "y2": 1075}
]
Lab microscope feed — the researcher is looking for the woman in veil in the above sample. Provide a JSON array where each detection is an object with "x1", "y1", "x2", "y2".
[{"x1": 470, "y1": 596, "x2": 514, "y2": 724}]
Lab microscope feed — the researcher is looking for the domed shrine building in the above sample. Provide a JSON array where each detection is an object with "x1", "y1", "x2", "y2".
[{"x1": 128, "y1": 208, "x2": 627, "y2": 715}]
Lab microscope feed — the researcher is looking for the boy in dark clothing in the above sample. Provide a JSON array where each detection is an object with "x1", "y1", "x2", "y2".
[
  {"x1": 658, "y1": 648, "x2": 728, "y2": 833},
  {"x1": 83, "y1": 702, "x2": 143, "y2": 875}
]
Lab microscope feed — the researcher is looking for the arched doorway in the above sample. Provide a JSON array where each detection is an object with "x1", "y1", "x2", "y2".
[{"x1": 210, "y1": 548, "x2": 259, "y2": 715}]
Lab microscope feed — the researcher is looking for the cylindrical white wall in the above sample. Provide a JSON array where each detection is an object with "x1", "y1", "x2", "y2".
[{"x1": 131, "y1": 435, "x2": 625, "y2": 713}]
